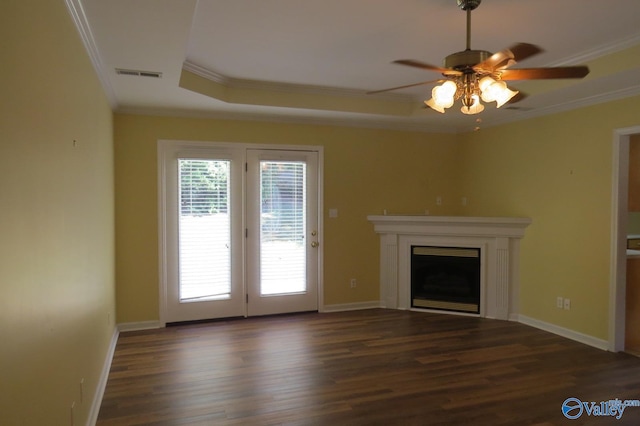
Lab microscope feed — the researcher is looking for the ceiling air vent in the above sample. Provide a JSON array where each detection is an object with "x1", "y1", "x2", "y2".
[{"x1": 115, "y1": 68, "x2": 162, "y2": 78}]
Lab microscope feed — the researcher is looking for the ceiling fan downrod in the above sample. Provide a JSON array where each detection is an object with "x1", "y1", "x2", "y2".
[
  {"x1": 456, "y1": 0, "x2": 481, "y2": 50},
  {"x1": 444, "y1": 0, "x2": 489, "y2": 71}
]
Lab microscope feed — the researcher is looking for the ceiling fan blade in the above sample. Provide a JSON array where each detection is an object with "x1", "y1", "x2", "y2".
[
  {"x1": 474, "y1": 43, "x2": 544, "y2": 73},
  {"x1": 367, "y1": 79, "x2": 443, "y2": 95},
  {"x1": 507, "y1": 43, "x2": 544, "y2": 63},
  {"x1": 498, "y1": 66, "x2": 589, "y2": 80},
  {"x1": 393, "y1": 59, "x2": 462, "y2": 76}
]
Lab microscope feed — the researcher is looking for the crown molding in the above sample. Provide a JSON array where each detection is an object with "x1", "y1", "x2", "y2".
[
  {"x1": 115, "y1": 105, "x2": 456, "y2": 134},
  {"x1": 181, "y1": 61, "x2": 228, "y2": 85},
  {"x1": 182, "y1": 60, "x2": 412, "y2": 102},
  {"x1": 485, "y1": 84, "x2": 640, "y2": 129},
  {"x1": 549, "y1": 33, "x2": 640, "y2": 66},
  {"x1": 116, "y1": 80, "x2": 640, "y2": 136},
  {"x1": 64, "y1": 0, "x2": 118, "y2": 108}
]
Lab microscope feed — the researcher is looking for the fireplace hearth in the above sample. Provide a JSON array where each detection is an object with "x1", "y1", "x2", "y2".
[{"x1": 411, "y1": 246, "x2": 481, "y2": 314}]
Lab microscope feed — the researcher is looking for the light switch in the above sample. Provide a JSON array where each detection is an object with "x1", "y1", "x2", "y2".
[{"x1": 329, "y1": 208, "x2": 338, "y2": 218}]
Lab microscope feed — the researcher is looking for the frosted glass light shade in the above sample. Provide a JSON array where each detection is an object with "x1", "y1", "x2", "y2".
[
  {"x1": 425, "y1": 80, "x2": 457, "y2": 113},
  {"x1": 425, "y1": 98, "x2": 445, "y2": 113},
  {"x1": 432, "y1": 81, "x2": 457, "y2": 108},
  {"x1": 460, "y1": 94, "x2": 485, "y2": 115},
  {"x1": 479, "y1": 76, "x2": 518, "y2": 107},
  {"x1": 479, "y1": 76, "x2": 499, "y2": 102},
  {"x1": 494, "y1": 86, "x2": 518, "y2": 108}
]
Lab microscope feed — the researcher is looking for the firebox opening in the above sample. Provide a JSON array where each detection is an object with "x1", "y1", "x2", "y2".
[{"x1": 411, "y1": 246, "x2": 481, "y2": 314}]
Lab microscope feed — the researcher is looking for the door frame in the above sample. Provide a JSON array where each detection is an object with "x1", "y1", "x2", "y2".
[
  {"x1": 157, "y1": 140, "x2": 324, "y2": 326},
  {"x1": 610, "y1": 125, "x2": 640, "y2": 351}
]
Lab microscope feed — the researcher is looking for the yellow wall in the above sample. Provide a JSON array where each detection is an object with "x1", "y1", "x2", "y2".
[
  {"x1": 1, "y1": 2, "x2": 115, "y2": 425},
  {"x1": 114, "y1": 115, "x2": 460, "y2": 322},
  {"x1": 458, "y1": 96, "x2": 640, "y2": 340},
  {"x1": 114, "y1": 96, "x2": 640, "y2": 342}
]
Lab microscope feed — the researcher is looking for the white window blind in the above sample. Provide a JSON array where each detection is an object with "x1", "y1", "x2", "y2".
[
  {"x1": 178, "y1": 159, "x2": 231, "y2": 301},
  {"x1": 260, "y1": 161, "x2": 307, "y2": 295}
]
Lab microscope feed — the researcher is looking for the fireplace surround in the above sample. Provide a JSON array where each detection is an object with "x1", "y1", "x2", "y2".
[{"x1": 368, "y1": 215, "x2": 532, "y2": 320}]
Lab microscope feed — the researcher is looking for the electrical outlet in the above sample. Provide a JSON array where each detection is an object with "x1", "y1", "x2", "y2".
[
  {"x1": 564, "y1": 298, "x2": 571, "y2": 310},
  {"x1": 461, "y1": 197, "x2": 468, "y2": 206},
  {"x1": 350, "y1": 278, "x2": 357, "y2": 288},
  {"x1": 436, "y1": 196, "x2": 442, "y2": 206},
  {"x1": 556, "y1": 297, "x2": 564, "y2": 309}
]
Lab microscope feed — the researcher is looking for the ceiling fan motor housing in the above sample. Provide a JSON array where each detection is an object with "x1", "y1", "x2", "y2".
[
  {"x1": 457, "y1": 0, "x2": 481, "y2": 11},
  {"x1": 444, "y1": 50, "x2": 491, "y2": 71}
]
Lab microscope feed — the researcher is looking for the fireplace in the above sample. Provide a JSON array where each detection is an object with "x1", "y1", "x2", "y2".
[
  {"x1": 368, "y1": 215, "x2": 532, "y2": 320},
  {"x1": 411, "y1": 246, "x2": 481, "y2": 314}
]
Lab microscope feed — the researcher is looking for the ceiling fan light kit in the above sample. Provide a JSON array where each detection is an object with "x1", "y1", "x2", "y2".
[
  {"x1": 426, "y1": 73, "x2": 517, "y2": 115},
  {"x1": 369, "y1": 0, "x2": 590, "y2": 116}
]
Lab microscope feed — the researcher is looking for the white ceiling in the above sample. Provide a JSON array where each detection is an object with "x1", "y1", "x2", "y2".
[{"x1": 74, "y1": 0, "x2": 640, "y2": 133}]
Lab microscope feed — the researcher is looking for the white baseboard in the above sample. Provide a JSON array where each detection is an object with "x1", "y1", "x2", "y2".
[
  {"x1": 117, "y1": 320, "x2": 164, "y2": 332},
  {"x1": 87, "y1": 326, "x2": 119, "y2": 426},
  {"x1": 518, "y1": 314, "x2": 609, "y2": 351},
  {"x1": 321, "y1": 301, "x2": 382, "y2": 313}
]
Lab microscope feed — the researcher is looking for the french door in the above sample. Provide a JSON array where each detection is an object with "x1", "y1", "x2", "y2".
[
  {"x1": 246, "y1": 149, "x2": 319, "y2": 316},
  {"x1": 159, "y1": 142, "x2": 320, "y2": 323}
]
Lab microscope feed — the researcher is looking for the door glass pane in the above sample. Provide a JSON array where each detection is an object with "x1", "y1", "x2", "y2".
[
  {"x1": 178, "y1": 159, "x2": 231, "y2": 301},
  {"x1": 260, "y1": 161, "x2": 306, "y2": 295}
]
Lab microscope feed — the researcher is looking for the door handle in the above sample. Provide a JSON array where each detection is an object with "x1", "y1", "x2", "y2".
[{"x1": 311, "y1": 241, "x2": 319, "y2": 248}]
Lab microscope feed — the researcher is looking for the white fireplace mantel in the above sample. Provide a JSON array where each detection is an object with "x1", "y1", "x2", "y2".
[{"x1": 368, "y1": 215, "x2": 532, "y2": 320}]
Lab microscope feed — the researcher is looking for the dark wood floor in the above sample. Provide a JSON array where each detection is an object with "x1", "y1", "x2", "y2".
[{"x1": 97, "y1": 309, "x2": 640, "y2": 425}]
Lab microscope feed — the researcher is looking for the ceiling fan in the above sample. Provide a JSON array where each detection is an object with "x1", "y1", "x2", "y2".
[{"x1": 368, "y1": 0, "x2": 590, "y2": 115}]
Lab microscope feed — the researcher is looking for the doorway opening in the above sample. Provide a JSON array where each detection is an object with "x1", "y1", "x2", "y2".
[{"x1": 611, "y1": 126, "x2": 640, "y2": 352}]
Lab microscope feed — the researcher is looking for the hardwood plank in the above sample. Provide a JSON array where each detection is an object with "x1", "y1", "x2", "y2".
[{"x1": 97, "y1": 309, "x2": 640, "y2": 425}]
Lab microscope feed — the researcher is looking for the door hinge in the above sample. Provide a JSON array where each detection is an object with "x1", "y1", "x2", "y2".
[
  {"x1": 246, "y1": 294, "x2": 249, "y2": 304},
  {"x1": 245, "y1": 162, "x2": 248, "y2": 172},
  {"x1": 245, "y1": 228, "x2": 248, "y2": 238}
]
